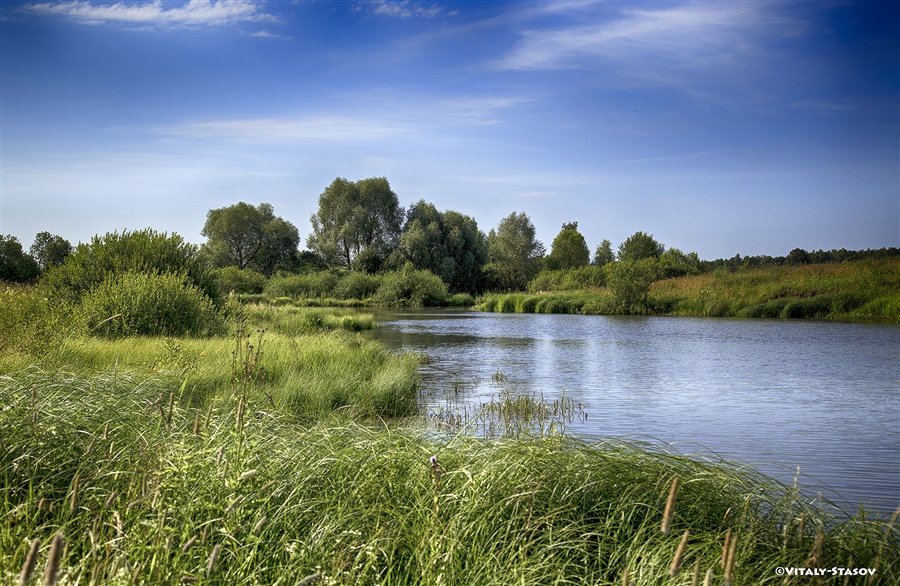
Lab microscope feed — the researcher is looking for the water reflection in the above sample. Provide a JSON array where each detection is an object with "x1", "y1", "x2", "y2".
[{"x1": 366, "y1": 309, "x2": 900, "y2": 514}]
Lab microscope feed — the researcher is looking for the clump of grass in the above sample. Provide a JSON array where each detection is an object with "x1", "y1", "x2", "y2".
[{"x1": 2, "y1": 368, "x2": 896, "y2": 584}]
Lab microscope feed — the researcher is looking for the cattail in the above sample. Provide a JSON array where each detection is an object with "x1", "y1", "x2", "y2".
[
  {"x1": 104, "y1": 490, "x2": 118, "y2": 509},
  {"x1": 297, "y1": 573, "x2": 322, "y2": 585},
  {"x1": 721, "y1": 528, "x2": 732, "y2": 568},
  {"x1": 181, "y1": 535, "x2": 198, "y2": 553},
  {"x1": 724, "y1": 532, "x2": 738, "y2": 586},
  {"x1": 621, "y1": 566, "x2": 630, "y2": 586},
  {"x1": 703, "y1": 568, "x2": 714, "y2": 586},
  {"x1": 690, "y1": 558, "x2": 701, "y2": 586},
  {"x1": 661, "y1": 476, "x2": 680, "y2": 534},
  {"x1": 797, "y1": 512, "x2": 807, "y2": 546},
  {"x1": 19, "y1": 537, "x2": 41, "y2": 585},
  {"x1": 204, "y1": 404, "x2": 213, "y2": 430},
  {"x1": 180, "y1": 577, "x2": 198, "y2": 583},
  {"x1": 166, "y1": 392, "x2": 175, "y2": 424},
  {"x1": 252, "y1": 515, "x2": 268, "y2": 534},
  {"x1": 207, "y1": 544, "x2": 221, "y2": 575},
  {"x1": 216, "y1": 446, "x2": 225, "y2": 467},
  {"x1": 238, "y1": 469, "x2": 257, "y2": 482},
  {"x1": 69, "y1": 474, "x2": 80, "y2": 513},
  {"x1": 669, "y1": 530, "x2": 690, "y2": 577},
  {"x1": 260, "y1": 480, "x2": 276, "y2": 493},
  {"x1": 201, "y1": 525, "x2": 209, "y2": 545},
  {"x1": 103, "y1": 422, "x2": 110, "y2": 440},
  {"x1": 43, "y1": 532, "x2": 63, "y2": 586},
  {"x1": 37, "y1": 498, "x2": 46, "y2": 512},
  {"x1": 85, "y1": 436, "x2": 97, "y2": 455}
]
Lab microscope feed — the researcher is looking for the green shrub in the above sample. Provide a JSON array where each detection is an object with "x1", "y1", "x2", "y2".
[
  {"x1": 39, "y1": 229, "x2": 219, "y2": 305},
  {"x1": 215, "y1": 266, "x2": 266, "y2": 294},
  {"x1": 447, "y1": 292, "x2": 475, "y2": 307},
  {"x1": 373, "y1": 264, "x2": 449, "y2": 307},
  {"x1": 334, "y1": 271, "x2": 381, "y2": 300},
  {"x1": 264, "y1": 271, "x2": 341, "y2": 299},
  {"x1": 607, "y1": 259, "x2": 656, "y2": 314},
  {"x1": 528, "y1": 266, "x2": 606, "y2": 292},
  {"x1": 738, "y1": 298, "x2": 791, "y2": 318},
  {"x1": 81, "y1": 271, "x2": 222, "y2": 338},
  {"x1": 517, "y1": 295, "x2": 540, "y2": 313},
  {"x1": 0, "y1": 285, "x2": 81, "y2": 359}
]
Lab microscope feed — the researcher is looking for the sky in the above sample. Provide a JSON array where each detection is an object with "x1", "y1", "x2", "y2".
[{"x1": 1, "y1": 0, "x2": 898, "y2": 260}]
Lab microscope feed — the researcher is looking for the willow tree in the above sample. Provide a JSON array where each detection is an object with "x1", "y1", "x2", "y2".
[{"x1": 307, "y1": 177, "x2": 403, "y2": 272}]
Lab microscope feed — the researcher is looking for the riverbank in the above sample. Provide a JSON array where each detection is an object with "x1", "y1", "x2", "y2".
[
  {"x1": 2, "y1": 367, "x2": 897, "y2": 585},
  {"x1": 476, "y1": 259, "x2": 900, "y2": 322}
]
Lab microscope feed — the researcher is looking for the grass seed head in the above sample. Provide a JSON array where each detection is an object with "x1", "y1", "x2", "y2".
[
  {"x1": 20, "y1": 537, "x2": 41, "y2": 586},
  {"x1": 43, "y1": 532, "x2": 63, "y2": 586},
  {"x1": 662, "y1": 476, "x2": 680, "y2": 534}
]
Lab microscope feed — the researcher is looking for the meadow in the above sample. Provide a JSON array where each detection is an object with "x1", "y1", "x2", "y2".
[{"x1": 1, "y1": 285, "x2": 898, "y2": 584}]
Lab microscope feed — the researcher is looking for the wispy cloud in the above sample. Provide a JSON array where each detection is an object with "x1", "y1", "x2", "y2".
[
  {"x1": 158, "y1": 115, "x2": 409, "y2": 143},
  {"x1": 22, "y1": 0, "x2": 277, "y2": 27},
  {"x1": 370, "y1": 1, "x2": 452, "y2": 19},
  {"x1": 496, "y1": 2, "x2": 801, "y2": 78}
]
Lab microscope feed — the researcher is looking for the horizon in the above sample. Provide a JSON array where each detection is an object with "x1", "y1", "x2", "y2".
[{"x1": 1, "y1": 0, "x2": 898, "y2": 260}]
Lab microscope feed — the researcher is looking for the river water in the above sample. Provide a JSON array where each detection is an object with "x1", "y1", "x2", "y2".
[{"x1": 366, "y1": 309, "x2": 900, "y2": 514}]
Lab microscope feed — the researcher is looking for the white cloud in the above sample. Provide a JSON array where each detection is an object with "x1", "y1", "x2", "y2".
[
  {"x1": 159, "y1": 115, "x2": 409, "y2": 143},
  {"x1": 496, "y1": 2, "x2": 801, "y2": 77},
  {"x1": 22, "y1": 0, "x2": 277, "y2": 27},
  {"x1": 371, "y1": 1, "x2": 445, "y2": 19}
]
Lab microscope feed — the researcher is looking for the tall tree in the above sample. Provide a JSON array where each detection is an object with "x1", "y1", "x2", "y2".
[
  {"x1": 391, "y1": 200, "x2": 488, "y2": 293},
  {"x1": 593, "y1": 239, "x2": 615, "y2": 267},
  {"x1": 29, "y1": 232, "x2": 72, "y2": 271},
  {"x1": 546, "y1": 222, "x2": 590, "y2": 270},
  {"x1": 307, "y1": 177, "x2": 403, "y2": 269},
  {"x1": 201, "y1": 202, "x2": 300, "y2": 276},
  {"x1": 617, "y1": 231, "x2": 665, "y2": 262},
  {"x1": 0, "y1": 235, "x2": 40, "y2": 283},
  {"x1": 485, "y1": 212, "x2": 545, "y2": 291}
]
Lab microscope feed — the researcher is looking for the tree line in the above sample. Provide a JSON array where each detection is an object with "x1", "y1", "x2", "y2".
[{"x1": 2, "y1": 175, "x2": 898, "y2": 292}]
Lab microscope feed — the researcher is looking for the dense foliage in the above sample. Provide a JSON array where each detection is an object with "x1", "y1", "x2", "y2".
[
  {"x1": 0, "y1": 235, "x2": 40, "y2": 283},
  {"x1": 545, "y1": 222, "x2": 590, "y2": 270},
  {"x1": 201, "y1": 202, "x2": 300, "y2": 276},
  {"x1": 29, "y1": 231, "x2": 72, "y2": 272},
  {"x1": 485, "y1": 212, "x2": 545, "y2": 291}
]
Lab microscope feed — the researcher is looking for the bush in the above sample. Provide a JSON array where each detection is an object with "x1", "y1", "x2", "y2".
[
  {"x1": 40, "y1": 229, "x2": 219, "y2": 305},
  {"x1": 528, "y1": 266, "x2": 605, "y2": 292},
  {"x1": 373, "y1": 264, "x2": 448, "y2": 307},
  {"x1": 215, "y1": 266, "x2": 267, "y2": 294},
  {"x1": 334, "y1": 271, "x2": 382, "y2": 300},
  {"x1": 81, "y1": 271, "x2": 222, "y2": 338},
  {"x1": 264, "y1": 271, "x2": 341, "y2": 299},
  {"x1": 607, "y1": 259, "x2": 656, "y2": 314},
  {"x1": 0, "y1": 285, "x2": 81, "y2": 359},
  {"x1": 447, "y1": 293, "x2": 475, "y2": 307}
]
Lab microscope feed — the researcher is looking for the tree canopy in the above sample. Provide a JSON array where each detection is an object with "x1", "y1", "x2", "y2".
[
  {"x1": 593, "y1": 239, "x2": 615, "y2": 267},
  {"x1": 29, "y1": 232, "x2": 72, "y2": 272},
  {"x1": 307, "y1": 177, "x2": 404, "y2": 270},
  {"x1": 201, "y1": 202, "x2": 300, "y2": 276},
  {"x1": 390, "y1": 200, "x2": 488, "y2": 293},
  {"x1": 485, "y1": 212, "x2": 545, "y2": 291},
  {"x1": 0, "y1": 235, "x2": 40, "y2": 283},
  {"x1": 546, "y1": 222, "x2": 590, "y2": 270},
  {"x1": 618, "y1": 231, "x2": 665, "y2": 262}
]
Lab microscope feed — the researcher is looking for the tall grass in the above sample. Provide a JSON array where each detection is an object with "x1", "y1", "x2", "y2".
[{"x1": 2, "y1": 369, "x2": 896, "y2": 585}]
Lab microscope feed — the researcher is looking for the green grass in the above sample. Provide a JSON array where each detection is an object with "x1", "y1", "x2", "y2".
[{"x1": 2, "y1": 368, "x2": 897, "y2": 585}]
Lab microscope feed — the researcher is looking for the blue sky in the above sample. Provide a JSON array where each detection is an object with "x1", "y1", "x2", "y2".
[{"x1": 1, "y1": 0, "x2": 897, "y2": 260}]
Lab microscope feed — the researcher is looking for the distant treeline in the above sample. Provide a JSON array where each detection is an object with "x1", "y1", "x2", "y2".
[{"x1": 699, "y1": 247, "x2": 900, "y2": 272}]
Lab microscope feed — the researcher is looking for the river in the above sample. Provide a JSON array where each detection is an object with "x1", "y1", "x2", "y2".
[{"x1": 366, "y1": 309, "x2": 900, "y2": 514}]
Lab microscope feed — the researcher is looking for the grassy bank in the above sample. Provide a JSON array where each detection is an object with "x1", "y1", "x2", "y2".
[
  {"x1": 477, "y1": 259, "x2": 900, "y2": 322},
  {"x1": 2, "y1": 369, "x2": 897, "y2": 585}
]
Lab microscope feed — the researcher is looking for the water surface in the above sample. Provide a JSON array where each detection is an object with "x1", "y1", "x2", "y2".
[{"x1": 367, "y1": 310, "x2": 900, "y2": 514}]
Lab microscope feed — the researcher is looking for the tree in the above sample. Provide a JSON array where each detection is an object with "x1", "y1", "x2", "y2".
[
  {"x1": 485, "y1": 212, "x2": 545, "y2": 291},
  {"x1": 593, "y1": 239, "x2": 615, "y2": 267},
  {"x1": 607, "y1": 259, "x2": 656, "y2": 314},
  {"x1": 201, "y1": 202, "x2": 300, "y2": 276},
  {"x1": 546, "y1": 222, "x2": 590, "y2": 270},
  {"x1": 786, "y1": 248, "x2": 811, "y2": 265},
  {"x1": 29, "y1": 232, "x2": 72, "y2": 271},
  {"x1": 307, "y1": 177, "x2": 404, "y2": 269},
  {"x1": 0, "y1": 235, "x2": 40, "y2": 283},
  {"x1": 390, "y1": 200, "x2": 488, "y2": 293},
  {"x1": 618, "y1": 231, "x2": 665, "y2": 262}
]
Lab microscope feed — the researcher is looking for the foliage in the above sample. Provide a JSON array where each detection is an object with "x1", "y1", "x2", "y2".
[
  {"x1": 391, "y1": 201, "x2": 488, "y2": 293},
  {"x1": 201, "y1": 202, "x2": 300, "y2": 276},
  {"x1": 264, "y1": 271, "x2": 341, "y2": 299},
  {"x1": 618, "y1": 231, "x2": 665, "y2": 262},
  {"x1": 29, "y1": 231, "x2": 72, "y2": 272},
  {"x1": 0, "y1": 235, "x2": 40, "y2": 283},
  {"x1": 39, "y1": 228, "x2": 220, "y2": 306},
  {"x1": 80, "y1": 271, "x2": 222, "y2": 338},
  {"x1": 373, "y1": 263, "x2": 449, "y2": 307},
  {"x1": 593, "y1": 238, "x2": 616, "y2": 267},
  {"x1": 485, "y1": 212, "x2": 545, "y2": 291},
  {"x1": 0, "y1": 285, "x2": 82, "y2": 361},
  {"x1": 545, "y1": 221, "x2": 590, "y2": 270},
  {"x1": 528, "y1": 265, "x2": 606, "y2": 292},
  {"x1": 307, "y1": 177, "x2": 404, "y2": 269},
  {"x1": 333, "y1": 271, "x2": 381, "y2": 300},
  {"x1": 215, "y1": 266, "x2": 266, "y2": 295},
  {"x1": 698, "y1": 247, "x2": 900, "y2": 273},
  {"x1": 607, "y1": 259, "x2": 657, "y2": 314},
  {"x1": 786, "y1": 247, "x2": 811, "y2": 265}
]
